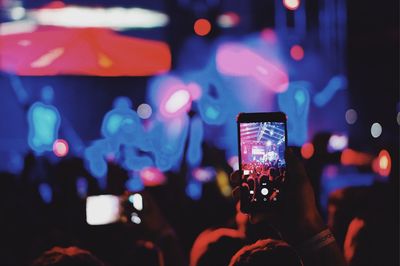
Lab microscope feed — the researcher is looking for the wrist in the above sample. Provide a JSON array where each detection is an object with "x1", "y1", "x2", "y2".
[{"x1": 284, "y1": 213, "x2": 326, "y2": 245}]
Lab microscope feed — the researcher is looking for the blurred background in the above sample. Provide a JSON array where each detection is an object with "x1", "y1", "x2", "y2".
[{"x1": 0, "y1": 0, "x2": 398, "y2": 265}]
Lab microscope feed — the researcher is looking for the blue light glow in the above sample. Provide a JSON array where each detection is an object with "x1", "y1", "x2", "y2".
[
  {"x1": 126, "y1": 172, "x2": 144, "y2": 192},
  {"x1": 187, "y1": 116, "x2": 204, "y2": 167},
  {"x1": 278, "y1": 81, "x2": 310, "y2": 146},
  {"x1": 76, "y1": 177, "x2": 88, "y2": 199},
  {"x1": 27, "y1": 102, "x2": 61, "y2": 153},
  {"x1": 186, "y1": 179, "x2": 202, "y2": 200},
  {"x1": 41, "y1": 85, "x2": 54, "y2": 103},
  {"x1": 314, "y1": 75, "x2": 347, "y2": 107},
  {"x1": 38, "y1": 183, "x2": 52, "y2": 204}
]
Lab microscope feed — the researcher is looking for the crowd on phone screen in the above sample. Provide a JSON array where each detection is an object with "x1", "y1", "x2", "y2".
[{"x1": 0, "y1": 141, "x2": 397, "y2": 266}]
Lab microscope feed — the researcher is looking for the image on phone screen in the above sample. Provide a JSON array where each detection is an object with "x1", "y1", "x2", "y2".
[{"x1": 239, "y1": 121, "x2": 287, "y2": 209}]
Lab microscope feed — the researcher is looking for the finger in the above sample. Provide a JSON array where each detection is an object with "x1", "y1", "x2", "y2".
[{"x1": 285, "y1": 147, "x2": 308, "y2": 185}]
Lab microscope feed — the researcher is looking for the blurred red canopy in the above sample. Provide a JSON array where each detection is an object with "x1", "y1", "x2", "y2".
[{"x1": 0, "y1": 26, "x2": 171, "y2": 76}]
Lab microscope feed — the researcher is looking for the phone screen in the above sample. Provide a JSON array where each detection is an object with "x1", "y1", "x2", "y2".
[
  {"x1": 86, "y1": 195, "x2": 120, "y2": 225},
  {"x1": 238, "y1": 113, "x2": 287, "y2": 212}
]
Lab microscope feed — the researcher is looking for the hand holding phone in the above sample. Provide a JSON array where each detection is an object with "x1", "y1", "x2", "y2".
[{"x1": 237, "y1": 112, "x2": 288, "y2": 213}]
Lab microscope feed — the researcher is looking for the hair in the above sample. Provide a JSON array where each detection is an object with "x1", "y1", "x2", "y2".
[
  {"x1": 229, "y1": 239, "x2": 303, "y2": 266},
  {"x1": 31, "y1": 246, "x2": 105, "y2": 266},
  {"x1": 190, "y1": 228, "x2": 245, "y2": 266}
]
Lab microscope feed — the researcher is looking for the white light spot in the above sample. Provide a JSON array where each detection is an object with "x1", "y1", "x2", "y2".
[
  {"x1": 132, "y1": 193, "x2": 143, "y2": 211},
  {"x1": 379, "y1": 156, "x2": 388, "y2": 169},
  {"x1": 261, "y1": 188, "x2": 269, "y2": 196},
  {"x1": 28, "y1": 7, "x2": 169, "y2": 29},
  {"x1": 329, "y1": 134, "x2": 348, "y2": 151},
  {"x1": 10, "y1": 6, "x2": 26, "y2": 20},
  {"x1": 266, "y1": 140, "x2": 272, "y2": 146},
  {"x1": 249, "y1": 190, "x2": 254, "y2": 194},
  {"x1": 86, "y1": 195, "x2": 120, "y2": 225},
  {"x1": 165, "y1": 89, "x2": 191, "y2": 114},
  {"x1": 345, "y1": 109, "x2": 358, "y2": 125},
  {"x1": 137, "y1": 103, "x2": 152, "y2": 119},
  {"x1": 131, "y1": 213, "x2": 142, "y2": 224},
  {"x1": 31, "y1": 47, "x2": 65, "y2": 68},
  {"x1": 371, "y1": 123, "x2": 382, "y2": 138}
]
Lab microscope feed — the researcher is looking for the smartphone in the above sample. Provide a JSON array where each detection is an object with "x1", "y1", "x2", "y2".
[
  {"x1": 237, "y1": 112, "x2": 288, "y2": 213},
  {"x1": 86, "y1": 195, "x2": 121, "y2": 225},
  {"x1": 86, "y1": 193, "x2": 145, "y2": 225}
]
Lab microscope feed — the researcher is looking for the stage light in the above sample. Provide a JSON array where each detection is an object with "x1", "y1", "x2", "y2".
[
  {"x1": 166, "y1": 89, "x2": 191, "y2": 114},
  {"x1": 140, "y1": 167, "x2": 166, "y2": 186},
  {"x1": 373, "y1": 149, "x2": 391, "y2": 177},
  {"x1": 328, "y1": 134, "x2": 348, "y2": 151},
  {"x1": 194, "y1": 18, "x2": 211, "y2": 36},
  {"x1": 186, "y1": 180, "x2": 202, "y2": 200},
  {"x1": 217, "y1": 12, "x2": 240, "y2": 28},
  {"x1": 260, "y1": 28, "x2": 277, "y2": 43},
  {"x1": 38, "y1": 183, "x2": 52, "y2": 204},
  {"x1": 341, "y1": 148, "x2": 373, "y2": 166},
  {"x1": 10, "y1": 6, "x2": 26, "y2": 20},
  {"x1": 28, "y1": 6, "x2": 169, "y2": 29},
  {"x1": 28, "y1": 102, "x2": 61, "y2": 153},
  {"x1": 137, "y1": 103, "x2": 152, "y2": 119},
  {"x1": 301, "y1": 143, "x2": 314, "y2": 159},
  {"x1": 290, "y1": 45, "x2": 304, "y2": 61},
  {"x1": 129, "y1": 193, "x2": 143, "y2": 211},
  {"x1": 314, "y1": 75, "x2": 347, "y2": 107},
  {"x1": 53, "y1": 139, "x2": 69, "y2": 157},
  {"x1": 278, "y1": 82, "x2": 310, "y2": 146},
  {"x1": 187, "y1": 117, "x2": 204, "y2": 167},
  {"x1": 283, "y1": 0, "x2": 300, "y2": 11},
  {"x1": 131, "y1": 213, "x2": 141, "y2": 224},
  {"x1": 370, "y1": 123, "x2": 382, "y2": 138},
  {"x1": 41, "y1": 86, "x2": 54, "y2": 103},
  {"x1": 345, "y1": 109, "x2": 358, "y2": 124},
  {"x1": 125, "y1": 173, "x2": 144, "y2": 192},
  {"x1": 0, "y1": 20, "x2": 37, "y2": 35},
  {"x1": 192, "y1": 167, "x2": 216, "y2": 182},
  {"x1": 31, "y1": 47, "x2": 65, "y2": 68},
  {"x1": 216, "y1": 43, "x2": 289, "y2": 93}
]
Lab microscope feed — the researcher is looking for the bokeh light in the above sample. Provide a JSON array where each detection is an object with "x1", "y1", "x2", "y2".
[
  {"x1": 301, "y1": 143, "x2": 314, "y2": 159},
  {"x1": 328, "y1": 134, "x2": 348, "y2": 151},
  {"x1": 370, "y1": 122, "x2": 382, "y2": 138},
  {"x1": 137, "y1": 103, "x2": 152, "y2": 119},
  {"x1": 345, "y1": 109, "x2": 358, "y2": 124},
  {"x1": 372, "y1": 149, "x2": 391, "y2": 177},
  {"x1": 290, "y1": 45, "x2": 304, "y2": 61},
  {"x1": 283, "y1": 0, "x2": 300, "y2": 11},
  {"x1": 217, "y1": 12, "x2": 240, "y2": 28},
  {"x1": 53, "y1": 139, "x2": 69, "y2": 157},
  {"x1": 194, "y1": 18, "x2": 212, "y2": 36},
  {"x1": 397, "y1": 112, "x2": 400, "y2": 126}
]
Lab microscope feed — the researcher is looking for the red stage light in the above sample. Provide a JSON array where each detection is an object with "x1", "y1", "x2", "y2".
[
  {"x1": 194, "y1": 18, "x2": 212, "y2": 36},
  {"x1": 290, "y1": 45, "x2": 304, "y2": 61},
  {"x1": 372, "y1": 149, "x2": 391, "y2": 177},
  {"x1": 283, "y1": 0, "x2": 301, "y2": 11},
  {"x1": 53, "y1": 139, "x2": 69, "y2": 157},
  {"x1": 301, "y1": 143, "x2": 314, "y2": 159}
]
